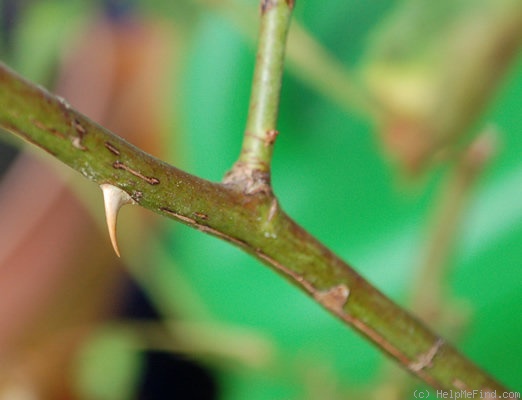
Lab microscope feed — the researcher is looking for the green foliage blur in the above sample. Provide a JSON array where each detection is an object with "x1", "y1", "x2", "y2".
[{"x1": 2, "y1": 0, "x2": 521, "y2": 398}]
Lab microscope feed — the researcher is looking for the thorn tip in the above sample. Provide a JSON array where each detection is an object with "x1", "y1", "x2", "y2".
[{"x1": 100, "y1": 184, "x2": 134, "y2": 257}]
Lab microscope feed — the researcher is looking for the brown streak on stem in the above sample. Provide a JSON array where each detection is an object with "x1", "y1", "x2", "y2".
[
  {"x1": 193, "y1": 212, "x2": 209, "y2": 220},
  {"x1": 198, "y1": 225, "x2": 247, "y2": 248},
  {"x1": 60, "y1": 99, "x2": 86, "y2": 150},
  {"x1": 71, "y1": 118, "x2": 87, "y2": 151},
  {"x1": 160, "y1": 208, "x2": 196, "y2": 224},
  {"x1": 30, "y1": 118, "x2": 65, "y2": 139},
  {"x1": 113, "y1": 161, "x2": 160, "y2": 185},
  {"x1": 104, "y1": 141, "x2": 121, "y2": 156},
  {"x1": 161, "y1": 208, "x2": 246, "y2": 248},
  {"x1": 346, "y1": 313, "x2": 414, "y2": 369},
  {"x1": 255, "y1": 251, "x2": 317, "y2": 293},
  {"x1": 73, "y1": 117, "x2": 86, "y2": 136},
  {"x1": 244, "y1": 130, "x2": 278, "y2": 147}
]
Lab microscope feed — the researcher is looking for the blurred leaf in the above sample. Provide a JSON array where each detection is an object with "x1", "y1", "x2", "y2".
[
  {"x1": 361, "y1": 0, "x2": 522, "y2": 172},
  {"x1": 74, "y1": 327, "x2": 143, "y2": 400},
  {"x1": 12, "y1": 0, "x2": 88, "y2": 82}
]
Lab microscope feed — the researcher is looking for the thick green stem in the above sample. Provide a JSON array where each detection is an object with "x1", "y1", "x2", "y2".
[{"x1": 0, "y1": 61, "x2": 508, "y2": 394}]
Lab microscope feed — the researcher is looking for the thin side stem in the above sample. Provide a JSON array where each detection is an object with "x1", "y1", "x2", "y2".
[
  {"x1": 224, "y1": 0, "x2": 294, "y2": 193},
  {"x1": 0, "y1": 62, "x2": 509, "y2": 394},
  {"x1": 190, "y1": 0, "x2": 379, "y2": 119}
]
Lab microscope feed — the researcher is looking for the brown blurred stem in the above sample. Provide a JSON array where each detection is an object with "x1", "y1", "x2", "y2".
[
  {"x1": 0, "y1": 1, "x2": 509, "y2": 392},
  {"x1": 412, "y1": 133, "x2": 495, "y2": 322},
  {"x1": 374, "y1": 132, "x2": 496, "y2": 400}
]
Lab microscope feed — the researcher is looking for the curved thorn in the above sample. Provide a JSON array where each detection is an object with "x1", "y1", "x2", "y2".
[{"x1": 100, "y1": 184, "x2": 135, "y2": 257}]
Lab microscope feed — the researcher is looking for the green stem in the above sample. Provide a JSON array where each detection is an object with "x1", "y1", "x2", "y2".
[
  {"x1": 225, "y1": 0, "x2": 294, "y2": 192},
  {"x1": 0, "y1": 61, "x2": 508, "y2": 395},
  {"x1": 191, "y1": 0, "x2": 379, "y2": 119}
]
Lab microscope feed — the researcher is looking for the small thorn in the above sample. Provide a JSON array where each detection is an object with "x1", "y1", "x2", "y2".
[{"x1": 100, "y1": 184, "x2": 135, "y2": 257}]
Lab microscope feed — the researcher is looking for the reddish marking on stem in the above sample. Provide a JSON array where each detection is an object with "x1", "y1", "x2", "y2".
[
  {"x1": 104, "y1": 141, "x2": 121, "y2": 156},
  {"x1": 244, "y1": 131, "x2": 278, "y2": 147},
  {"x1": 199, "y1": 225, "x2": 247, "y2": 247},
  {"x1": 285, "y1": 0, "x2": 295, "y2": 11},
  {"x1": 113, "y1": 161, "x2": 160, "y2": 185},
  {"x1": 31, "y1": 118, "x2": 65, "y2": 139},
  {"x1": 71, "y1": 118, "x2": 87, "y2": 150},
  {"x1": 73, "y1": 117, "x2": 86, "y2": 136},
  {"x1": 161, "y1": 208, "x2": 196, "y2": 224},
  {"x1": 193, "y1": 212, "x2": 208, "y2": 220},
  {"x1": 260, "y1": 0, "x2": 276, "y2": 14},
  {"x1": 265, "y1": 129, "x2": 279, "y2": 146}
]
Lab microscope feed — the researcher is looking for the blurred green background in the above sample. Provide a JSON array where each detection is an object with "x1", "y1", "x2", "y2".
[{"x1": 0, "y1": 0, "x2": 520, "y2": 399}]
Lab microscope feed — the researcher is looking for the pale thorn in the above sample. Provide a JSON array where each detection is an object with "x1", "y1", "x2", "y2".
[{"x1": 100, "y1": 184, "x2": 135, "y2": 257}]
